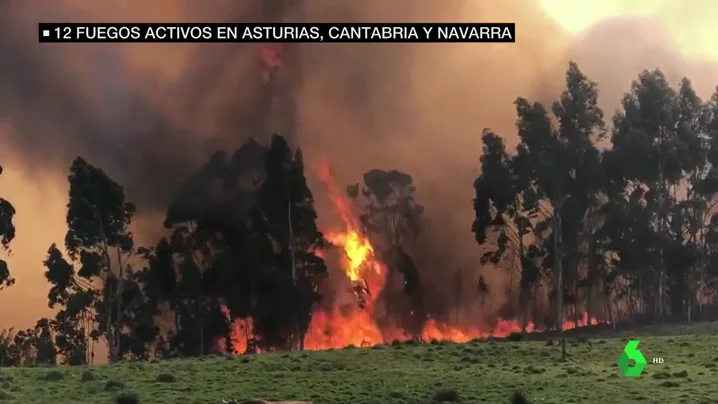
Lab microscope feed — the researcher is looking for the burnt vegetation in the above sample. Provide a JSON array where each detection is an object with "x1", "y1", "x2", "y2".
[{"x1": 0, "y1": 61, "x2": 716, "y2": 374}]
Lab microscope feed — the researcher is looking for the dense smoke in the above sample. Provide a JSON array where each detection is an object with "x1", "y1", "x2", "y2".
[{"x1": 0, "y1": 0, "x2": 716, "y2": 331}]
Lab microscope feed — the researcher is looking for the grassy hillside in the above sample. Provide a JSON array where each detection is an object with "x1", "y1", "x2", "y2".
[{"x1": 1, "y1": 331, "x2": 717, "y2": 404}]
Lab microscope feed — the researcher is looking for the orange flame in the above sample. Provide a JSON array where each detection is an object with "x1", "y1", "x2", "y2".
[
  {"x1": 299, "y1": 158, "x2": 389, "y2": 349},
  {"x1": 325, "y1": 231, "x2": 375, "y2": 282},
  {"x1": 315, "y1": 157, "x2": 386, "y2": 299},
  {"x1": 220, "y1": 156, "x2": 601, "y2": 354},
  {"x1": 220, "y1": 304, "x2": 252, "y2": 354}
]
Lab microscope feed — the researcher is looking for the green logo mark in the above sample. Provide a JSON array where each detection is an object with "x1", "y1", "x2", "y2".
[{"x1": 617, "y1": 340, "x2": 647, "y2": 377}]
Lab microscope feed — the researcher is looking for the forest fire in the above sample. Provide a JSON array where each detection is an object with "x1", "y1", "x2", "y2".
[
  {"x1": 221, "y1": 158, "x2": 600, "y2": 354},
  {"x1": 214, "y1": 43, "x2": 606, "y2": 355}
]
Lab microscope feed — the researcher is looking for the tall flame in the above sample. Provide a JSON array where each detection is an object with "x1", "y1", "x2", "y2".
[
  {"x1": 316, "y1": 157, "x2": 384, "y2": 292},
  {"x1": 220, "y1": 157, "x2": 600, "y2": 354},
  {"x1": 302, "y1": 157, "x2": 387, "y2": 348}
]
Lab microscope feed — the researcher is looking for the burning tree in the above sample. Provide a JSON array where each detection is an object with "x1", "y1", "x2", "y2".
[{"x1": 346, "y1": 169, "x2": 425, "y2": 336}]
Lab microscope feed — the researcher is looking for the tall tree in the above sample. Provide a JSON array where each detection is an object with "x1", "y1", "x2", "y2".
[
  {"x1": 472, "y1": 129, "x2": 548, "y2": 334},
  {"x1": 160, "y1": 139, "x2": 268, "y2": 355},
  {"x1": 516, "y1": 62, "x2": 605, "y2": 350},
  {"x1": 603, "y1": 70, "x2": 706, "y2": 320},
  {"x1": 157, "y1": 135, "x2": 326, "y2": 354},
  {"x1": 692, "y1": 86, "x2": 718, "y2": 317},
  {"x1": 347, "y1": 168, "x2": 425, "y2": 334},
  {"x1": 347, "y1": 169, "x2": 423, "y2": 255},
  {"x1": 64, "y1": 157, "x2": 137, "y2": 362},
  {"x1": 547, "y1": 61, "x2": 606, "y2": 332},
  {"x1": 252, "y1": 134, "x2": 327, "y2": 350},
  {"x1": 477, "y1": 62, "x2": 605, "y2": 358},
  {"x1": 668, "y1": 78, "x2": 714, "y2": 320}
]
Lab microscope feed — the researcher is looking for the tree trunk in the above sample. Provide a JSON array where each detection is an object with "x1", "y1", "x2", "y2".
[
  {"x1": 553, "y1": 214, "x2": 565, "y2": 361},
  {"x1": 94, "y1": 208, "x2": 118, "y2": 364},
  {"x1": 104, "y1": 261, "x2": 115, "y2": 362},
  {"x1": 83, "y1": 311, "x2": 92, "y2": 365},
  {"x1": 586, "y1": 234, "x2": 596, "y2": 328},
  {"x1": 658, "y1": 249, "x2": 665, "y2": 320},
  {"x1": 572, "y1": 275, "x2": 579, "y2": 327},
  {"x1": 656, "y1": 144, "x2": 667, "y2": 320},
  {"x1": 198, "y1": 298, "x2": 204, "y2": 356},
  {"x1": 517, "y1": 226, "x2": 528, "y2": 335},
  {"x1": 286, "y1": 196, "x2": 300, "y2": 351},
  {"x1": 573, "y1": 302, "x2": 579, "y2": 328},
  {"x1": 519, "y1": 290, "x2": 528, "y2": 335},
  {"x1": 586, "y1": 287, "x2": 593, "y2": 328},
  {"x1": 174, "y1": 308, "x2": 180, "y2": 337},
  {"x1": 532, "y1": 284, "x2": 541, "y2": 330},
  {"x1": 287, "y1": 197, "x2": 296, "y2": 285},
  {"x1": 111, "y1": 248, "x2": 125, "y2": 362},
  {"x1": 687, "y1": 305, "x2": 692, "y2": 324}
]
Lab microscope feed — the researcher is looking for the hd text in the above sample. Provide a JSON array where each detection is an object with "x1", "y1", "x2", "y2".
[{"x1": 39, "y1": 23, "x2": 516, "y2": 43}]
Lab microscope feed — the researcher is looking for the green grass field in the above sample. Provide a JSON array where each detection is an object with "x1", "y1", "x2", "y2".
[{"x1": 2, "y1": 328, "x2": 718, "y2": 404}]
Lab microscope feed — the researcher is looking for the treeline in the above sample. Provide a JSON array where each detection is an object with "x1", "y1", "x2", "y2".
[
  {"x1": 0, "y1": 135, "x2": 331, "y2": 365},
  {"x1": 0, "y1": 61, "x2": 716, "y2": 366},
  {"x1": 473, "y1": 62, "x2": 718, "y2": 333}
]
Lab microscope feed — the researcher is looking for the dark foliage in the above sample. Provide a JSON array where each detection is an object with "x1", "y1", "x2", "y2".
[{"x1": 473, "y1": 62, "x2": 718, "y2": 333}]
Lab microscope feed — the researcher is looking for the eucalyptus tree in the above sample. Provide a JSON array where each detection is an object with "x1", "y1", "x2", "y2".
[{"x1": 474, "y1": 62, "x2": 606, "y2": 347}]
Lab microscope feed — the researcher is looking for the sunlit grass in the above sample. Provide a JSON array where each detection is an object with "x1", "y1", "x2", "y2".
[{"x1": 0, "y1": 327, "x2": 717, "y2": 403}]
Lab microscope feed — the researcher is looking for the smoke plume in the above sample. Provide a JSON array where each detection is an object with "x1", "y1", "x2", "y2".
[{"x1": 0, "y1": 0, "x2": 716, "y2": 331}]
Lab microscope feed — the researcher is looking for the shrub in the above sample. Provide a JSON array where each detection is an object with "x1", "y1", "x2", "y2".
[
  {"x1": 104, "y1": 379, "x2": 126, "y2": 391},
  {"x1": 431, "y1": 387, "x2": 460, "y2": 403},
  {"x1": 81, "y1": 370, "x2": 97, "y2": 382},
  {"x1": 510, "y1": 390, "x2": 531, "y2": 404},
  {"x1": 155, "y1": 373, "x2": 176, "y2": 383},
  {"x1": 37, "y1": 370, "x2": 63, "y2": 381},
  {"x1": 116, "y1": 391, "x2": 140, "y2": 404}
]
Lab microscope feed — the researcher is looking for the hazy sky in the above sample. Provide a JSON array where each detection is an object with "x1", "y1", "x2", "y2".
[{"x1": 537, "y1": 0, "x2": 718, "y2": 60}]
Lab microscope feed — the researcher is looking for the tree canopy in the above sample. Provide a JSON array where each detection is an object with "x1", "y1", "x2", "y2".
[{"x1": 473, "y1": 63, "x2": 718, "y2": 338}]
